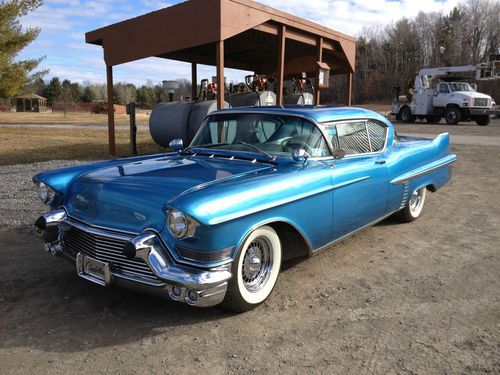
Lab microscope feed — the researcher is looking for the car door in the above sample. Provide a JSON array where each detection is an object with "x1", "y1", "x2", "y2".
[
  {"x1": 433, "y1": 83, "x2": 450, "y2": 108},
  {"x1": 323, "y1": 120, "x2": 389, "y2": 239}
]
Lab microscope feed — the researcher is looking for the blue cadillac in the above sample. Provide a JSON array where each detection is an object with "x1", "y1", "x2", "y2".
[{"x1": 33, "y1": 106, "x2": 456, "y2": 312}]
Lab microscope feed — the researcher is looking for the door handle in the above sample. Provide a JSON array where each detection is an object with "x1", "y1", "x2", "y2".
[{"x1": 375, "y1": 160, "x2": 386, "y2": 165}]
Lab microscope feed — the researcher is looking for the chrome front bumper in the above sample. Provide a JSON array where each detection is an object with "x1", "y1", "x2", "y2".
[{"x1": 35, "y1": 209, "x2": 232, "y2": 307}]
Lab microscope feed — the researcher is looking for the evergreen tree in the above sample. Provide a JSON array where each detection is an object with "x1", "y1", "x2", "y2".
[
  {"x1": 42, "y1": 77, "x2": 61, "y2": 105},
  {"x1": 0, "y1": 0, "x2": 46, "y2": 98},
  {"x1": 81, "y1": 86, "x2": 95, "y2": 103}
]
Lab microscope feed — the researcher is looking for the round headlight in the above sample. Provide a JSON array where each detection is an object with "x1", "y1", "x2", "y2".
[
  {"x1": 36, "y1": 182, "x2": 55, "y2": 204},
  {"x1": 167, "y1": 210, "x2": 189, "y2": 238}
]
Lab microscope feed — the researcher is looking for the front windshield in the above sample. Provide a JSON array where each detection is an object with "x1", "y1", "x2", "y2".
[
  {"x1": 449, "y1": 82, "x2": 474, "y2": 92},
  {"x1": 190, "y1": 113, "x2": 330, "y2": 158}
]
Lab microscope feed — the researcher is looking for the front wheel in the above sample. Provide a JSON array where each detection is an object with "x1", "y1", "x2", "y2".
[
  {"x1": 475, "y1": 115, "x2": 490, "y2": 126},
  {"x1": 394, "y1": 187, "x2": 427, "y2": 222},
  {"x1": 445, "y1": 107, "x2": 461, "y2": 125},
  {"x1": 223, "y1": 226, "x2": 282, "y2": 312}
]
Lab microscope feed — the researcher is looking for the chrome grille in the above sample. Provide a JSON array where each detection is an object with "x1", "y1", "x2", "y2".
[
  {"x1": 473, "y1": 98, "x2": 490, "y2": 107},
  {"x1": 63, "y1": 225, "x2": 159, "y2": 282}
]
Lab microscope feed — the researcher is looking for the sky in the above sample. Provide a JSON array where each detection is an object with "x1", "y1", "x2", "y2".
[{"x1": 18, "y1": 0, "x2": 462, "y2": 86}]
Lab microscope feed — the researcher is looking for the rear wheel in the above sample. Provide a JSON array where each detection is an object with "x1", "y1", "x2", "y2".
[
  {"x1": 394, "y1": 187, "x2": 427, "y2": 222},
  {"x1": 445, "y1": 107, "x2": 461, "y2": 125},
  {"x1": 475, "y1": 115, "x2": 490, "y2": 126},
  {"x1": 400, "y1": 106, "x2": 415, "y2": 123},
  {"x1": 223, "y1": 226, "x2": 282, "y2": 312}
]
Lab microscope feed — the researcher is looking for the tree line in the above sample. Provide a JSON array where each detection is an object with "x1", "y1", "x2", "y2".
[
  {"x1": 348, "y1": 0, "x2": 500, "y2": 103},
  {"x1": 24, "y1": 77, "x2": 193, "y2": 108},
  {"x1": 1, "y1": 0, "x2": 499, "y2": 108}
]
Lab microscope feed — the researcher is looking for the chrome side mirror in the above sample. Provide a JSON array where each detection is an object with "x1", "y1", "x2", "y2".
[
  {"x1": 169, "y1": 138, "x2": 183, "y2": 151},
  {"x1": 292, "y1": 148, "x2": 309, "y2": 163},
  {"x1": 333, "y1": 148, "x2": 346, "y2": 160}
]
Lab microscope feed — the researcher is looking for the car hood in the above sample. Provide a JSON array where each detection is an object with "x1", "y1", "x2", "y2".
[{"x1": 65, "y1": 155, "x2": 272, "y2": 233}]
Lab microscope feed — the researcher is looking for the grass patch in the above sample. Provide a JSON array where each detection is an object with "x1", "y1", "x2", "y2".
[
  {"x1": 0, "y1": 111, "x2": 150, "y2": 126},
  {"x1": 0, "y1": 126, "x2": 159, "y2": 165}
]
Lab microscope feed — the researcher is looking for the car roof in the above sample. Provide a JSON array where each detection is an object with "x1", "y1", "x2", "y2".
[{"x1": 210, "y1": 105, "x2": 391, "y2": 125}]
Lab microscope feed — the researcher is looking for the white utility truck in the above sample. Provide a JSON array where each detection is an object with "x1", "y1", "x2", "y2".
[{"x1": 392, "y1": 58, "x2": 499, "y2": 126}]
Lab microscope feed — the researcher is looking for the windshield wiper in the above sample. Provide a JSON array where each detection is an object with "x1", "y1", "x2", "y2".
[
  {"x1": 234, "y1": 141, "x2": 276, "y2": 162},
  {"x1": 181, "y1": 143, "x2": 229, "y2": 153},
  {"x1": 182, "y1": 141, "x2": 276, "y2": 163}
]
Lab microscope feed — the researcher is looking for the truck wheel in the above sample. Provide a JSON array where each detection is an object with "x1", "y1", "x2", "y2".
[
  {"x1": 444, "y1": 107, "x2": 461, "y2": 125},
  {"x1": 223, "y1": 226, "x2": 282, "y2": 312},
  {"x1": 426, "y1": 115, "x2": 441, "y2": 124},
  {"x1": 475, "y1": 115, "x2": 490, "y2": 126},
  {"x1": 400, "y1": 107, "x2": 415, "y2": 123},
  {"x1": 394, "y1": 187, "x2": 427, "y2": 223}
]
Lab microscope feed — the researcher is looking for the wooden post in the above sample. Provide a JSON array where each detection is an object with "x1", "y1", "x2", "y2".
[
  {"x1": 277, "y1": 25, "x2": 286, "y2": 106},
  {"x1": 191, "y1": 62, "x2": 198, "y2": 100},
  {"x1": 314, "y1": 37, "x2": 324, "y2": 106},
  {"x1": 127, "y1": 102, "x2": 137, "y2": 155},
  {"x1": 346, "y1": 72, "x2": 352, "y2": 106},
  {"x1": 106, "y1": 65, "x2": 116, "y2": 156},
  {"x1": 216, "y1": 40, "x2": 225, "y2": 110}
]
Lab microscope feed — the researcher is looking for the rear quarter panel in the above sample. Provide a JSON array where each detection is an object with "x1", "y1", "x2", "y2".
[{"x1": 386, "y1": 133, "x2": 456, "y2": 212}]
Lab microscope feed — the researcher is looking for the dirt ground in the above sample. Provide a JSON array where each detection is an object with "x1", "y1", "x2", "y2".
[{"x1": 0, "y1": 122, "x2": 499, "y2": 374}]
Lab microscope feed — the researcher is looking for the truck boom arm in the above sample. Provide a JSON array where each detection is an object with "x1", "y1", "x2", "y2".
[{"x1": 414, "y1": 61, "x2": 499, "y2": 90}]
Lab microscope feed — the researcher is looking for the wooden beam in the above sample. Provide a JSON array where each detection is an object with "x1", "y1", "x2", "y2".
[
  {"x1": 314, "y1": 37, "x2": 324, "y2": 105},
  {"x1": 277, "y1": 25, "x2": 286, "y2": 106},
  {"x1": 106, "y1": 65, "x2": 116, "y2": 156},
  {"x1": 191, "y1": 62, "x2": 197, "y2": 99},
  {"x1": 254, "y1": 22, "x2": 337, "y2": 52},
  {"x1": 254, "y1": 22, "x2": 279, "y2": 36},
  {"x1": 216, "y1": 40, "x2": 225, "y2": 110},
  {"x1": 346, "y1": 72, "x2": 352, "y2": 106}
]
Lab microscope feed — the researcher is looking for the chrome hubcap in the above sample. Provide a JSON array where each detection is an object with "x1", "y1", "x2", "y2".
[
  {"x1": 410, "y1": 189, "x2": 422, "y2": 212},
  {"x1": 242, "y1": 237, "x2": 272, "y2": 292}
]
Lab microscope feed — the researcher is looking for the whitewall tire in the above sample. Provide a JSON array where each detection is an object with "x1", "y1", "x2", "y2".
[
  {"x1": 395, "y1": 187, "x2": 427, "y2": 222},
  {"x1": 223, "y1": 225, "x2": 282, "y2": 312}
]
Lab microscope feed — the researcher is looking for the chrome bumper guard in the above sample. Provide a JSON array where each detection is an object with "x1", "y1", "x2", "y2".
[{"x1": 35, "y1": 209, "x2": 232, "y2": 307}]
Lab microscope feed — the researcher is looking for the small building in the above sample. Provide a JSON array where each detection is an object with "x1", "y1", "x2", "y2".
[{"x1": 16, "y1": 94, "x2": 47, "y2": 112}]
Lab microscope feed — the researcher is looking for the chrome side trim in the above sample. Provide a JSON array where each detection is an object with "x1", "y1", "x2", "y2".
[
  {"x1": 207, "y1": 184, "x2": 335, "y2": 225},
  {"x1": 313, "y1": 209, "x2": 399, "y2": 254},
  {"x1": 399, "y1": 182, "x2": 410, "y2": 209},
  {"x1": 332, "y1": 176, "x2": 370, "y2": 189},
  {"x1": 391, "y1": 154, "x2": 457, "y2": 185}
]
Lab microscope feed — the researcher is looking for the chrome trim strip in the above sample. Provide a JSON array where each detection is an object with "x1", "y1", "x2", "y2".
[
  {"x1": 391, "y1": 154, "x2": 457, "y2": 185},
  {"x1": 65, "y1": 217, "x2": 134, "y2": 242},
  {"x1": 207, "y1": 184, "x2": 335, "y2": 225},
  {"x1": 313, "y1": 209, "x2": 399, "y2": 254},
  {"x1": 66, "y1": 213, "x2": 140, "y2": 236},
  {"x1": 332, "y1": 176, "x2": 370, "y2": 189}
]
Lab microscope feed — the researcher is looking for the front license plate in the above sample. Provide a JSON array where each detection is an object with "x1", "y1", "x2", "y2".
[{"x1": 76, "y1": 253, "x2": 113, "y2": 286}]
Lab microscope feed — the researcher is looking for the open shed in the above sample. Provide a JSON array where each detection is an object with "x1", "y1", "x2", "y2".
[{"x1": 86, "y1": 0, "x2": 356, "y2": 155}]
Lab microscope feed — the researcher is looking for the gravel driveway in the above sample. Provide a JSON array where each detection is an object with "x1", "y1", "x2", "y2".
[{"x1": 0, "y1": 137, "x2": 499, "y2": 374}]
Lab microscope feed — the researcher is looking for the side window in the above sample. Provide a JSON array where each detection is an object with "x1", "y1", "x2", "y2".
[
  {"x1": 439, "y1": 84, "x2": 449, "y2": 94},
  {"x1": 324, "y1": 120, "x2": 387, "y2": 155},
  {"x1": 366, "y1": 121, "x2": 386, "y2": 152},
  {"x1": 336, "y1": 121, "x2": 371, "y2": 155}
]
